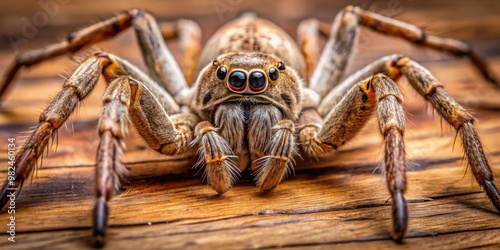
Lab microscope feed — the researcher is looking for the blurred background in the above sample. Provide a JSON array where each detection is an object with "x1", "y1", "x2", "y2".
[{"x1": 1, "y1": 0, "x2": 499, "y2": 71}]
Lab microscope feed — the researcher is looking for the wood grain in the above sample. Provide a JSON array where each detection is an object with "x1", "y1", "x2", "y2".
[{"x1": 0, "y1": 0, "x2": 500, "y2": 249}]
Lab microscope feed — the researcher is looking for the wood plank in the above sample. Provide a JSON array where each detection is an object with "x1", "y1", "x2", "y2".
[{"x1": 0, "y1": 0, "x2": 499, "y2": 249}]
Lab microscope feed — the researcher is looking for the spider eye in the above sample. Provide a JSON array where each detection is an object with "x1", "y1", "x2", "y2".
[
  {"x1": 249, "y1": 71, "x2": 266, "y2": 92},
  {"x1": 228, "y1": 71, "x2": 247, "y2": 91},
  {"x1": 217, "y1": 66, "x2": 227, "y2": 80},
  {"x1": 269, "y1": 67, "x2": 279, "y2": 81},
  {"x1": 277, "y1": 62, "x2": 285, "y2": 70}
]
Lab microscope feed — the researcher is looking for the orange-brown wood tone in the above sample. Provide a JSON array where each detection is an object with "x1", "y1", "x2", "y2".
[{"x1": 0, "y1": 0, "x2": 499, "y2": 249}]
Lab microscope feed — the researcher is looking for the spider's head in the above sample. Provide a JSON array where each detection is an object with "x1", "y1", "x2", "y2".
[{"x1": 192, "y1": 52, "x2": 303, "y2": 119}]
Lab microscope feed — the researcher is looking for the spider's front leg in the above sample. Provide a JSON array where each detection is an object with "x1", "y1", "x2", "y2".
[
  {"x1": 94, "y1": 76, "x2": 132, "y2": 246},
  {"x1": 94, "y1": 72, "x2": 198, "y2": 247},
  {"x1": 0, "y1": 52, "x2": 180, "y2": 208},
  {"x1": 395, "y1": 58, "x2": 500, "y2": 212},
  {"x1": 0, "y1": 51, "x2": 196, "y2": 247},
  {"x1": 94, "y1": 74, "x2": 198, "y2": 246},
  {"x1": 0, "y1": 53, "x2": 108, "y2": 208},
  {"x1": 299, "y1": 74, "x2": 408, "y2": 240}
]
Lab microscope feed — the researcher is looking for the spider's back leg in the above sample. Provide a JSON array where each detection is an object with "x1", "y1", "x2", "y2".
[
  {"x1": 0, "y1": 9, "x2": 201, "y2": 102},
  {"x1": 304, "y1": 5, "x2": 498, "y2": 101}
]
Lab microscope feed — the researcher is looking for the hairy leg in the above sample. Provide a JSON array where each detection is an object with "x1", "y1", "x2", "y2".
[
  {"x1": 297, "y1": 18, "x2": 322, "y2": 80},
  {"x1": 350, "y1": 6, "x2": 497, "y2": 85},
  {"x1": 94, "y1": 76, "x2": 131, "y2": 247},
  {"x1": 129, "y1": 9, "x2": 187, "y2": 99},
  {"x1": 299, "y1": 74, "x2": 408, "y2": 240},
  {"x1": 0, "y1": 54, "x2": 107, "y2": 208},
  {"x1": 308, "y1": 8, "x2": 359, "y2": 97},
  {"x1": 394, "y1": 57, "x2": 500, "y2": 212},
  {"x1": 94, "y1": 73, "x2": 197, "y2": 246},
  {"x1": 158, "y1": 19, "x2": 201, "y2": 86},
  {"x1": 319, "y1": 54, "x2": 500, "y2": 215},
  {"x1": 0, "y1": 9, "x2": 198, "y2": 102},
  {"x1": 0, "y1": 51, "x2": 187, "y2": 221},
  {"x1": 108, "y1": 53, "x2": 180, "y2": 114},
  {"x1": 0, "y1": 49, "x2": 198, "y2": 246},
  {"x1": 318, "y1": 54, "x2": 401, "y2": 116},
  {"x1": 309, "y1": 6, "x2": 498, "y2": 100},
  {"x1": 299, "y1": 77, "x2": 378, "y2": 157}
]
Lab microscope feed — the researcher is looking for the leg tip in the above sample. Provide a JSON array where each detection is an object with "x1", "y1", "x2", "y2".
[
  {"x1": 259, "y1": 182, "x2": 278, "y2": 194},
  {"x1": 392, "y1": 233, "x2": 405, "y2": 244},
  {"x1": 207, "y1": 172, "x2": 234, "y2": 194},
  {"x1": 391, "y1": 192, "x2": 408, "y2": 242},
  {"x1": 67, "y1": 32, "x2": 77, "y2": 42},
  {"x1": 93, "y1": 198, "x2": 109, "y2": 247},
  {"x1": 391, "y1": 222, "x2": 407, "y2": 243},
  {"x1": 214, "y1": 187, "x2": 230, "y2": 195},
  {"x1": 484, "y1": 180, "x2": 500, "y2": 212},
  {"x1": 93, "y1": 235, "x2": 106, "y2": 248},
  {"x1": 255, "y1": 159, "x2": 289, "y2": 194},
  {"x1": 489, "y1": 77, "x2": 500, "y2": 87}
]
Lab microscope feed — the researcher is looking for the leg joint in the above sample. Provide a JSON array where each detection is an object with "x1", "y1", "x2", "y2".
[
  {"x1": 372, "y1": 73, "x2": 404, "y2": 104},
  {"x1": 390, "y1": 55, "x2": 410, "y2": 69},
  {"x1": 274, "y1": 120, "x2": 295, "y2": 133},
  {"x1": 414, "y1": 31, "x2": 427, "y2": 44},
  {"x1": 127, "y1": 8, "x2": 147, "y2": 19}
]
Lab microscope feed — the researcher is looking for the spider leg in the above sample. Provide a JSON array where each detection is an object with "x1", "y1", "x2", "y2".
[
  {"x1": 130, "y1": 10, "x2": 191, "y2": 99},
  {"x1": 318, "y1": 54, "x2": 401, "y2": 116},
  {"x1": 94, "y1": 76, "x2": 131, "y2": 247},
  {"x1": 307, "y1": 9, "x2": 359, "y2": 97},
  {"x1": 351, "y1": 6, "x2": 498, "y2": 86},
  {"x1": 94, "y1": 72, "x2": 198, "y2": 247},
  {"x1": 0, "y1": 9, "x2": 200, "y2": 102},
  {"x1": 318, "y1": 54, "x2": 500, "y2": 214},
  {"x1": 0, "y1": 53, "x2": 108, "y2": 209},
  {"x1": 297, "y1": 18, "x2": 322, "y2": 80},
  {"x1": 158, "y1": 19, "x2": 201, "y2": 85},
  {"x1": 298, "y1": 74, "x2": 408, "y2": 240},
  {"x1": 298, "y1": 18, "x2": 332, "y2": 80},
  {"x1": 0, "y1": 11, "x2": 130, "y2": 99},
  {"x1": 394, "y1": 57, "x2": 500, "y2": 212},
  {"x1": 108, "y1": 53, "x2": 179, "y2": 114},
  {"x1": 0, "y1": 51, "x2": 196, "y2": 246},
  {"x1": 308, "y1": 6, "x2": 498, "y2": 99}
]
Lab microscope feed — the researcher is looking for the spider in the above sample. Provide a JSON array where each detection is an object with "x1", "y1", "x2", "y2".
[{"x1": 0, "y1": 6, "x2": 499, "y2": 247}]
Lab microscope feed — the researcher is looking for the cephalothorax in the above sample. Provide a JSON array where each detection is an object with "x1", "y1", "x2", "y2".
[{"x1": 1, "y1": 6, "x2": 499, "y2": 247}]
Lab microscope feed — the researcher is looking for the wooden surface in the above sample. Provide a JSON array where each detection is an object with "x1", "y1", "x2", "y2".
[{"x1": 1, "y1": 0, "x2": 500, "y2": 249}]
